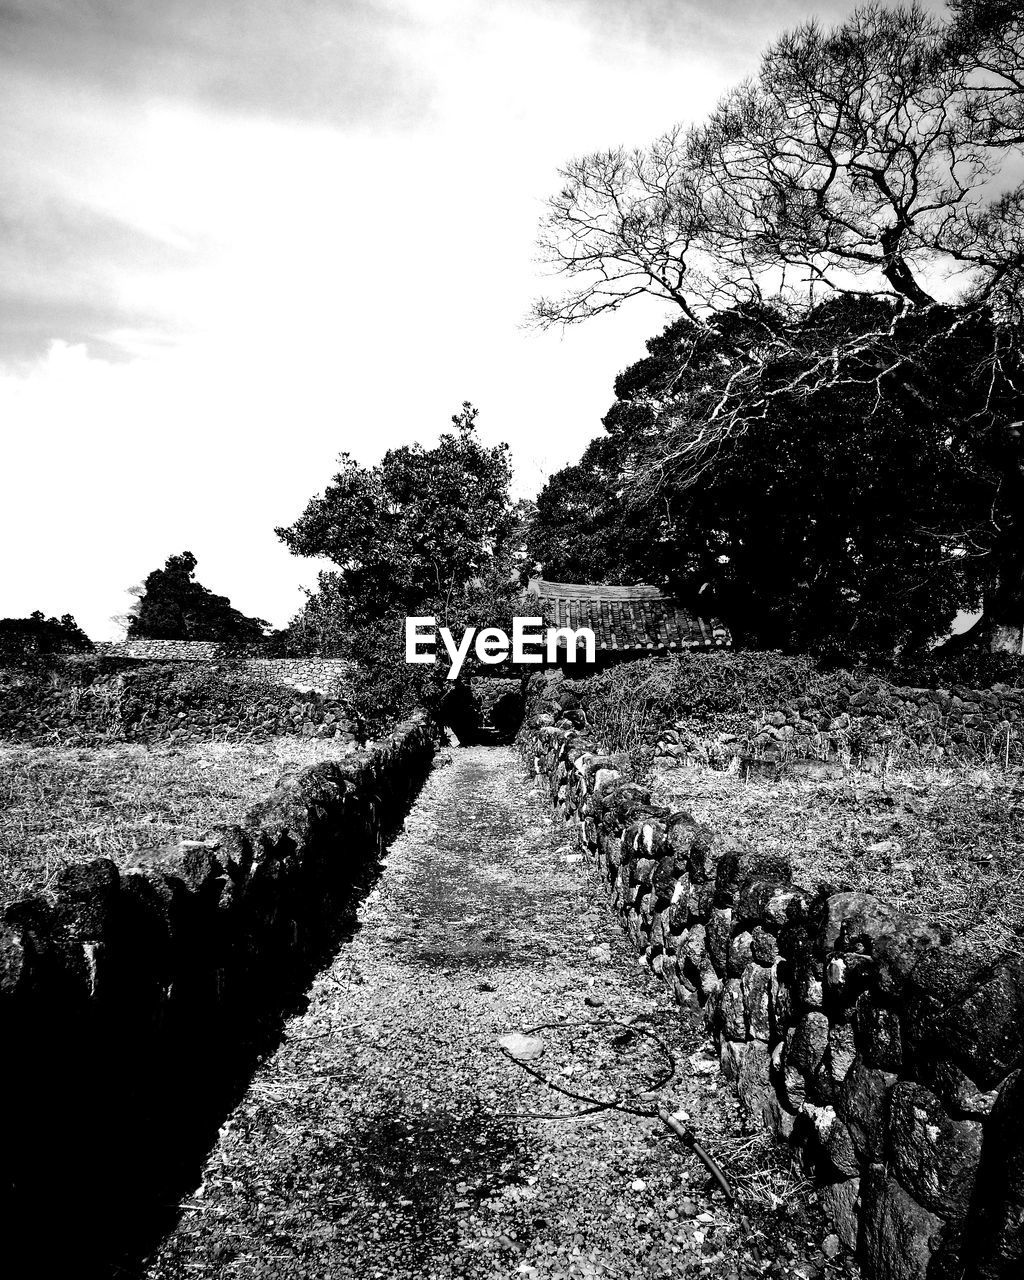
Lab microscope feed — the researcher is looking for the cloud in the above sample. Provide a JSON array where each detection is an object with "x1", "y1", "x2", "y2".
[
  {"x1": 0, "y1": 0, "x2": 432, "y2": 129},
  {"x1": 3, "y1": 0, "x2": 957, "y2": 637}
]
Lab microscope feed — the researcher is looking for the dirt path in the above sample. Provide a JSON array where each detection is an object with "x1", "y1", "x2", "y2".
[{"x1": 147, "y1": 748, "x2": 845, "y2": 1280}]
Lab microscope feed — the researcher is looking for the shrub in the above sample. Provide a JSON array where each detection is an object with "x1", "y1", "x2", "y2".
[{"x1": 572, "y1": 652, "x2": 842, "y2": 758}]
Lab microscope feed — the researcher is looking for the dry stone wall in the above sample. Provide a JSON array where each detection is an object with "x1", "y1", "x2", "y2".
[
  {"x1": 99, "y1": 641, "x2": 356, "y2": 697},
  {"x1": 0, "y1": 659, "x2": 361, "y2": 745},
  {"x1": 521, "y1": 670, "x2": 1023, "y2": 1280},
  {"x1": 0, "y1": 714, "x2": 437, "y2": 1272},
  {"x1": 748, "y1": 674, "x2": 1024, "y2": 767}
]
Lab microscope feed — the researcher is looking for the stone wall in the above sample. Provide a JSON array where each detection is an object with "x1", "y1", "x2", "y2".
[
  {"x1": 748, "y1": 674, "x2": 1024, "y2": 767},
  {"x1": 0, "y1": 714, "x2": 437, "y2": 1272},
  {"x1": 0, "y1": 660, "x2": 361, "y2": 745},
  {"x1": 521, "y1": 670, "x2": 1023, "y2": 1280},
  {"x1": 99, "y1": 641, "x2": 356, "y2": 697}
]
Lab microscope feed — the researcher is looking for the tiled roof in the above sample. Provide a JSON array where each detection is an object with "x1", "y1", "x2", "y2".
[{"x1": 527, "y1": 578, "x2": 729, "y2": 652}]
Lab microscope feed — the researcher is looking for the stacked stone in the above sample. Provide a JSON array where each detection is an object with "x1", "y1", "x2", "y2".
[
  {"x1": 520, "y1": 669, "x2": 1024, "y2": 1280},
  {"x1": 99, "y1": 643, "x2": 356, "y2": 697},
  {"x1": 0, "y1": 714, "x2": 437, "y2": 1255},
  {"x1": 749, "y1": 678, "x2": 1024, "y2": 766},
  {"x1": 240, "y1": 657, "x2": 355, "y2": 697},
  {"x1": 0, "y1": 667, "x2": 360, "y2": 745}
]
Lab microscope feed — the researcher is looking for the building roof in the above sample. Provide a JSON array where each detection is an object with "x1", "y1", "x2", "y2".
[{"x1": 527, "y1": 578, "x2": 729, "y2": 653}]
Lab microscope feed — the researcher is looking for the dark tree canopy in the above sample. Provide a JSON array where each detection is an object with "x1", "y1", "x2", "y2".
[
  {"x1": 277, "y1": 404, "x2": 527, "y2": 628},
  {"x1": 0, "y1": 611, "x2": 92, "y2": 661},
  {"x1": 532, "y1": 1, "x2": 1024, "y2": 649},
  {"x1": 277, "y1": 404, "x2": 531, "y2": 724},
  {"x1": 529, "y1": 298, "x2": 1024, "y2": 653},
  {"x1": 126, "y1": 552, "x2": 269, "y2": 643}
]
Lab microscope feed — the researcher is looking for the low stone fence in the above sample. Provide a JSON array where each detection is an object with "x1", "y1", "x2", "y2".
[
  {"x1": 0, "y1": 714, "x2": 437, "y2": 1273},
  {"x1": 0, "y1": 659, "x2": 361, "y2": 745},
  {"x1": 521, "y1": 670, "x2": 1023, "y2": 1280},
  {"x1": 99, "y1": 641, "x2": 356, "y2": 697},
  {"x1": 748, "y1": 675, "x2": 1024, "y2": 767}
]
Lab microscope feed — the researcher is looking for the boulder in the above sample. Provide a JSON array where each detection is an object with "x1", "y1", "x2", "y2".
[
  {"x1": 706, "y1": 907, "x2": 732, "y2": 974},
  {"x1": 788, "y1": 1010, "x2": 831, "y2": 1078},
  {"x1": 821, "y1": 891, "x2": 897, "y2": 954},
  {"x1": 966, "y1": 1069, "x2": 1024, "y2": 1280},
  {"x1": 741, "y1": 961, "x2": 772, "y2": 1041},
  {"x1": 907, "y1": 953, "x2": 1024, "y2": 1089},
  {"x1": 824, "y1": 1118, "x2": 860, "y2": 1180},
  {"x1": 860, "y1": 1169, "x2": 942, "y2": 1280},
  {"x1": 854, "y1": 992, "x2": 904, "y2": 1071},
  {"x1": 720, "y1": 978, "x2": 747, "y2": 1040},
  {"x1": 821, "y1": 1177, "x2": 860, "y2": 1252},
  {"x1": 727, "y1": 930, "x2": 753, "y2": 978},
  {"x1": 736, "y1": 1038, "x2": 773, "y2": 1125},
  {"x1": 888, "y1": 1082, "x2": 983, "y2": 1219},
  {"x1": 837, "y1": 1057, "x2": 897, "y2": 1164}
]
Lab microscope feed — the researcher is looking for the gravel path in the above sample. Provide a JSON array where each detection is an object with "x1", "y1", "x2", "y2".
[{"x1": 146, "y1": 748, "x2": 848, "y2": 1280}]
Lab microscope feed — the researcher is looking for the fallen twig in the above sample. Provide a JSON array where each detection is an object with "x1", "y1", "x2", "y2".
[{"x1": 495, "y1": 1017, "x2": 734, "y2": 1201}]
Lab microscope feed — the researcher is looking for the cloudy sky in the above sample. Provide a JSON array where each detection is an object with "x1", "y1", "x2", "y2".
[{"x1": 0, "y1": 0, "x2": 945, "y2": 639}]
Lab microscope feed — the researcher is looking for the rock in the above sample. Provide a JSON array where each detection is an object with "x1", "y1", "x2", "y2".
[
  {"x1": 789, "y1": 1011, "x2": 830, "y2": 1076},
  {"x1": 794, "y1": 957, "x2": 824, "y2": 1010},
  {"x1": 0, "y1": 924, "x2": 27, "y2": 997},
  {"x1": 966, "y1": 1069, "x2": 1024, "y2": 1280},
  {"x1": 719, "y1": 1037, "x2": 746, "y2": 1081},
  {"x1": 823, "y1": 1118, "x2": 860, "y2": 1180},
  {"x1": 498, "y1": 1033, "x2": 544, "y2": 1061},
  {"x1": 767, "y1": 1091, "x2": 797, "y2": 1142},
  {"x1": 769, "y1": 959, "x2": 795, "y2": 1037},
  {"x1": 736, "y1": 1038, "x2": 773, "y2": 1125},
  {"x1": 825, "y1": 1021, "x2": 857, "y2": 1091},
  {"x1": 860, "y1": 1169, "x2": 942, "y2": 1280},
  {"x1": 741, "y1": 962, "x2": 772, "y2": 1041},
  {"x1": 750, "y1": 925, "x2": 778, "y2": 966},
  {"x1": 720, "y1": 978, "x2": 747, "y2": 1040},
  {"x1": 922, "y1": 1059, "x2": 1000, "y2": 1117},
  {"x1": 909, "y1": 955, "x2": 1024, "y2": 1090},
  {"x1": 854, "y1": 993, "x2": 904, "y2": 1071},
  {"x1": 761, "y1": 888, "x2": 803, "y2": 929},
  {"x1": 821, "y1": 891, "x2": 897, "y2": 954},
  {"x1": 888, "y1": 1082, "x2": 983, "y2": 1219},
  {"x1": 51, "y1": 858, "x2": 120, "y2": 938},
  {"x1": 837, "y1": 1057, "x2": 897, "y2": 1164},
  {"x1": 821, "y1": 1233, "x2": 841, "y2": 1259},
  {"x1": 706, "y1": 907, "x2": 732, "y2": 974},
  {"x1": 727, "y1": 930, "x2": 753, "y2": 977},
  {"x1": 820, "y1": 1178, "x2": 860, "y2": 1252}
]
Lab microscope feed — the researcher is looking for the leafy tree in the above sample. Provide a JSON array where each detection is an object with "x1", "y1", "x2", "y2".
[
  {"x1": 277, "y1": 405, "x2": 524, "y2": 619},
  {"x1": 277, "y1": 404, "x2": 531, "y2": 725},
  {"x1": 530, "y1": 297, "x2": 1022, "y2": 652},
  {"x1": 533, "y1": 1, "x2": 1024, "y2": 648},
  {"x1": 126, "y1": 552, "x2": 269, "y2": 643},
  {"x1": 0, "y1": 611, "x2": 93, "y2": 661}
]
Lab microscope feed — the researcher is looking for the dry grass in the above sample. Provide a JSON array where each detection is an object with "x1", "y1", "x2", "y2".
[
  {"x1": 652, "y1": 761, "x2": 1024, "y2": 957},
  {"x1": 0, "y1": 738, "x2": 352, "y2": 906}
]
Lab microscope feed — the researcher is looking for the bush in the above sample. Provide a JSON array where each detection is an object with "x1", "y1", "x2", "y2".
[
  {"x1": 0, "y1": 613, "x2": 93, "y2": 665},
  {"x1": 571, "y1": 652, "x2": 842, "y2": 758}
]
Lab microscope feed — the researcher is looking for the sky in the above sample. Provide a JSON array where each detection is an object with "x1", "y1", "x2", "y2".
[{"x1": 0, "y1": 0, "x2": 948, "y2": 639}]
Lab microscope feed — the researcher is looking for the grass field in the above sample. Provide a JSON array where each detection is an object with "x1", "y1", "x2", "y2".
[
  {"x1": 651, "y1": 761, "x2": 1024, "y2": 957},
  {"x1": 0, "y1": 739, "x2": 351, "y2": 907}
]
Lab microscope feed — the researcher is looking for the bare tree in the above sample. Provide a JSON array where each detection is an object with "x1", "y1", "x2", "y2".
[{"x1": 536, "y1": 4, "x2": 1023, "y2": 325}]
